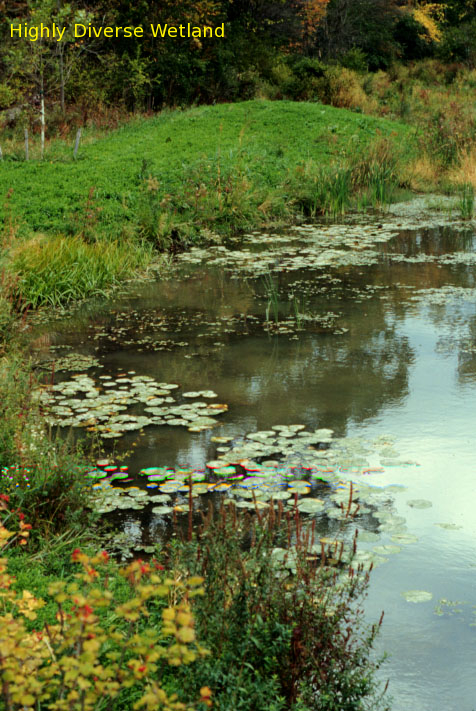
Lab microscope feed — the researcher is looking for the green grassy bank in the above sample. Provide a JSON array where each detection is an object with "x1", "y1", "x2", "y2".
[
  {"x1": 0, "y1": 100, "x2": 415, "y2": 307},
  {"x1": 0, "y1": 100, "x2": 414, "y2": 235}
]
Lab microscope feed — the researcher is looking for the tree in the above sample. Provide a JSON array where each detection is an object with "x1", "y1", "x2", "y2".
[
  {"x1": 6, "y1": 0, "x2": 94, "y2": 151},
  {"x1": 317, "y1": 0, "x2": 401, "y2": 68}
]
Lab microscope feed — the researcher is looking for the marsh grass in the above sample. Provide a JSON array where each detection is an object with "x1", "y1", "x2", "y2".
[
  {"x1": 3, "y1": 233, "x2": 152, "y2": 307},
  {"x1": 290, "y1": 138, "x2": 401, "y2": 219},
  {"x1": 289, "y1": 162, "x2": 352, "y2": 218},
  {"x1": 458, "y1": 182, "x2": 474, "y2": 220},
  {"x1": 263, "y1": 272, "x2": 280, "y2": 325}
]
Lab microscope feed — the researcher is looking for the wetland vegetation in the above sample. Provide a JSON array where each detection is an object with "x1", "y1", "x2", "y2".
[{"x1": 3, "y1": 1, "x2": 476, "y2": 709}]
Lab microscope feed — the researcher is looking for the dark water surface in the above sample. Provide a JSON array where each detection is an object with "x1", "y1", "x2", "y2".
[{"x1": 34, "y1": 206, "x2": 476, "y2": 711}]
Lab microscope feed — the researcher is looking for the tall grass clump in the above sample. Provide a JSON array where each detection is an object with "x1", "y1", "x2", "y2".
[
  {"x1": 350, "y1": 138, "x2": 401, "y2": 207},
  {"x1": 3, "y1": 233, "x2": 152, "y2": 308},
  {"x1": 162, "y1": 499, "x2": 388, "y2": 711},
  {"x1": 263, "y1": 271, "x2": 280, "y2": 325},
  {"x1": 458, "y1": 182, "x2": 474, "y2": 220},
  {"x1": 289, "y1": 138, "x2": 402, "y2": 218},
  {"x1": 289, "y1": 162, "x2": 353, "y2": 218}
]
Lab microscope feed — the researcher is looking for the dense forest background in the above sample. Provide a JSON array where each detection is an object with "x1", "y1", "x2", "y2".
[{"x1": 1, "y1": 0, "x2": 476, "y2": 125}]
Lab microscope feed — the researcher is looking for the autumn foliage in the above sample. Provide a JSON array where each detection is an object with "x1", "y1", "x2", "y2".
[{"x1": 0, "y1": 500, "x2": 210, "y2": 711}]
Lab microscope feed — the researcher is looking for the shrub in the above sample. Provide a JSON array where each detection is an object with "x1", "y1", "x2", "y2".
[
  {"x1": 339, "y1": 49, "x2": 369, "y2": 74},
  {"x1": 0, "y1": 353, "x2": 93, "y2": 540},
  {"x1": 318, "y1": 68, "x2": 377, "y2": 114},
  {"x1": 0, "y1": 84, "x2": 16, "y2": 110},
  {"x1": 0, "y1": 499, "x2": 211, "y2": 711},
  {"x1": 279, "y1": 57, "x2": 327, "y2": 101},
  {"x1": 164, "y1": 500, "x2": 388, "y2": 711}
]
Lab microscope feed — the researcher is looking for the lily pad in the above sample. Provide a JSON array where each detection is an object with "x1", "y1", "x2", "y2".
[
  {"x1": 407, "y1": 499, "x2": 432, "y2": 509},
  {"x1": 297, "y1": 498, "x2": 325, "y2": 514},
  {"x1": 151, "y1": 505, "x2": 173, "y2": 515},
  {"x1": 401, "y1": 590, "x2": 433, "y2": 603}
]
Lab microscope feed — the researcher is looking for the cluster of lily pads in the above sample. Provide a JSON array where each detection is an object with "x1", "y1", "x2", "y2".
[
  {"x1": 177, "y1": 196, "x2": 473, "y2": 278},
  {"x1": 177, "y1": 224, "x2": 395, "y2": 276},
  {"x1": 37, "y1": 373, "x2": 228, "y2": 438},
  {"x1": 91, "y1": 308, "x2": 200, "y2": 352},
  {"x1": 83, "y1": 424, "x2": 441, "y2": 579},
  {"x1": 39, "y1": 352, "x2": 101, "y2": 372}
]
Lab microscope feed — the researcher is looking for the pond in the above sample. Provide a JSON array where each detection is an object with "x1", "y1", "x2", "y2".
[{"x1": 32, "y1": 197, "x2": 476, "y2": 711}]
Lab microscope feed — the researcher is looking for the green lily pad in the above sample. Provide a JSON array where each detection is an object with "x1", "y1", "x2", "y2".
[
  {"x1": 401, "y1": 590, "x2": 433, "y2": 603},
  {"x1": 373, "y1": 544, "x2": 401, "y2": 555},
  {"x1": 390, "y1": 533, "x2": 418, "y2": 544},
  {"x1": 407, "y1": 499, "x2": 432, "y2": 509},
  {"x1": 151, "y1": 505, "x2": 173, "y2": 515},
  {"x1": 297, "y1": 498, "x2": 325, "y2": 514},
  {"x1": 86, "y1": 470, "x2": 108, "y2": 480},
  {"x1": 356, "y1": 530, "x2": 380, "y2": 543},
  {"x1": 148, "y1": 494, "x2": 171, "y2": 503},
  {"x1": 159, "y1": 480, "x2": 183, "y2": 494}
]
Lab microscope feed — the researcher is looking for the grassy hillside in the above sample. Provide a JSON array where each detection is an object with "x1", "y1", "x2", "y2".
[{"x1": 0, "y1": 100, "x2": 415, "y2": 239}]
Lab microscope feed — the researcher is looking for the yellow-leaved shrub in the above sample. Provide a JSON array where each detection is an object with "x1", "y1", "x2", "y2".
[{"x1": 0, "y1": 495, "x2": 211, "y2": 711}]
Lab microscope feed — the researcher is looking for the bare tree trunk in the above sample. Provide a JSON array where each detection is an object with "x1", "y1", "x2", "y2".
[
  {"x1": 24, "y1": 129, "x2": 29, "y2": 161},
  {"x1": 73, "y1": 128, "x2": 81, "y2": 159},
  {"x1": 58, "y1": 43, "x2": 65, "y2": 114},
  {"x1": 57, "y1": 0, "x2": 65, "y2": 114},
  {"x1": 40, "y1": 74, "x2": 45, "y2": 160}
]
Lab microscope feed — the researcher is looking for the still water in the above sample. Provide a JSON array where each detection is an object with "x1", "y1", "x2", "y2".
[{"x1": 35, "y1": 201, "x2": 476, "y2": 710}]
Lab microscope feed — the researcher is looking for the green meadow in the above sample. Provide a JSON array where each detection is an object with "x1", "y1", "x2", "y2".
[{"x1": 1, "y1": 100, "x2": 414, "y2": 237}]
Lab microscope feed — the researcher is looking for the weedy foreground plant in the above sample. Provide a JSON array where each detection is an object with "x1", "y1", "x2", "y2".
[
  {"x1": 162, "y1": 495, "x2": 389, "y2": 711},
  {"x1": 0, "y1": 496, "x2": 213, "y2": 711},
  {"x1": 0, "y1": 478, "x2": 390, "y2": 711}
]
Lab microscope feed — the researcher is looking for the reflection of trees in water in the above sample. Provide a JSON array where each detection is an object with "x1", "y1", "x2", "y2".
[
  {"x1": 37, "y1": 255, "x2": 419, "y2": 464},
  {"x1": 194, "y1": 290, "x2": 415, "y2": 436},
  {"x1": 380, "y1": 226, "x2": 475, "y2": 257},
  {"x1": 456, "y1": 316, "x2": 476, "y2": 383}
]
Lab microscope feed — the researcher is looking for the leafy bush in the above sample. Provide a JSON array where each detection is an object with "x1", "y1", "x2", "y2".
[
  {"x1": 278, "y1": 57, "x2": 327, "y2": 101},
  {"x1": 339, "y1": 49, "x2": 369, "y2": 74},
  {"x1": 0, "y1": 353, "x2": 92, "y2": 539},
  {"x1": 0, "y1": 84, "x2": 16, "y2": 110},
  {"x1": 0, "y1": 500, "x2": 211, "y2": 711}
]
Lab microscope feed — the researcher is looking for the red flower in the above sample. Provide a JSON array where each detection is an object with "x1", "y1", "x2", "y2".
[
  {"x1": 72, "y1": 548, "x2": 82, "y2": 561},
  {"x1": 0, "y1": 494, "x2": 10, "y2": 503}
]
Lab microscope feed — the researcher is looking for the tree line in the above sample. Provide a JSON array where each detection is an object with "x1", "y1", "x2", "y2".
[{"x1": 1, "y1": 0, "x2": 476, "y2": 120}]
